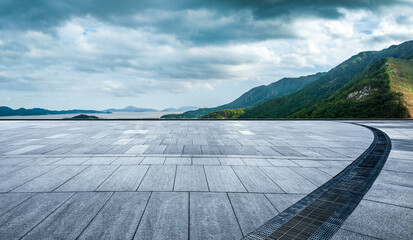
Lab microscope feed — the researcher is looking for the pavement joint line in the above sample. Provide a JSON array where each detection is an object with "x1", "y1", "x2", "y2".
[
  {"x1": 75, "y1": 192, "x2": 115, "y2": 239},
  {"x1": 131, "y1": 191, "x2": 153, "y2": 240},
  {"x1": 19, "y1": 192, "x2": 76, "y2": 239},
  {"x1": 50, "y1": 165, "x2": 90, "y2": 192},
  {"x1": 243, "y1": 124, "x2": 391, "y2": 240},
  {"x1": 227, "y1": 192, "x2": 245, "y2": 238},
  {"x1": 7, "y1": 165, "x2": 59, "y2": 193}
]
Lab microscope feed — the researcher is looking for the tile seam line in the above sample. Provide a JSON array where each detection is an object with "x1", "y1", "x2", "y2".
[{"x1": 19, "y1": 192, "x2": 76, "y2": 239}]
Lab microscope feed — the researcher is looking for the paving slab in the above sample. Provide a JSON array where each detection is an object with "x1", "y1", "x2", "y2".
[
  {"x1": 138, "y1": 165, "x2": 176, "y2": 191},
  {"x1": 232, "y1": 166, "x2": 283, "y2": 193},
  {"x1": 260, "y1": 167, "x2": 317, "y2": 193},
  {"x1": 265, "y1": 193, "x2": 306, "y2": 212},
  {"x1": 78, "y1": 192, "x2": 150, "y2": 240},
  {"x1": 174, "y1": 165, "x2": 209, "y2": 191},
  {"x1": 134, "y1": 192, "x2": 188, "y2": 240},
  {"x1": 229, "y1": 193, "x2": 278, "y2": 235},
  {"x1": 0, "y1": 193, "x2": 34, "y2": 216},
  {"x1": 56, "y1": 165, "x2": 118, "y2": 191},
  {"x1": 341, "y1": 200, "x2": 413, "y2": 240},
  {"x1": 97, "y1": 165, "x2": 149, "y2": 191},
  {"x1": 23, "y1": 192, "x2": 112, "y2": 239},
  {"x1": 0, "y1": 193, "x2": 73, "y2": 239},
  {"x1": 204, "y1": 166, "x2": 246, "y2": 192},
  {"x1": 190, "y1": 192, "x2": 242, "y2": 240},
  {"x1": 13, "y1": 165, "x2": 87, "y2": 192},
  {"x1": 0, "y1": 165, "x2": 56, "y2": 192}
]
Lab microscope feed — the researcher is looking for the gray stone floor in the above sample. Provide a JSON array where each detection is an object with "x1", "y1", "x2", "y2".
[
  {"x1": 332, "y1": 121, "x2": 413, "y2": 240},
  {"x1": 0, "y1": 120, "x2": 405, "y2": 239}
]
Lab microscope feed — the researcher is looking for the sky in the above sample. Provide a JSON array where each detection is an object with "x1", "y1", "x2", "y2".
[{"x1": 1, "y1": 0, "x2": 413, "y2": 110}]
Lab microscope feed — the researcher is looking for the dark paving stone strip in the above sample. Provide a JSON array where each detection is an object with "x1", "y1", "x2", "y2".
[{"x1": 243, "y1": 124, "x2": 391, "y2": 240}]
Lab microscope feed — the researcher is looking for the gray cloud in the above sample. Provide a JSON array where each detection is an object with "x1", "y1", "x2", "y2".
[{"x1": 1, "y1": 0, "x2": 410, "y2": 44}]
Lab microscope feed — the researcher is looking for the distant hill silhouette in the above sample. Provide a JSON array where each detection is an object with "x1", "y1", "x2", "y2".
[{"x1": 0, "y1": 106, "x2": 109, "y2": 117}]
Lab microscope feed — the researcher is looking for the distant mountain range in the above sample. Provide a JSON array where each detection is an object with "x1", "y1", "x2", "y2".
[
  {"x1": 175, "y1": 40, "x2": 413, "y2": 119},
  {"x1": 0, "y1": 107, "x2": 109, "y2": 117},
  {"x1": 161, "y1": 72, "x2": 325, "y2": 118},
  {"x1": 0, "y1": 105, "x2": 198, "y2": 117},
  {"x1": 104, "y1": 106, "x2": 198, "y2": 112}
]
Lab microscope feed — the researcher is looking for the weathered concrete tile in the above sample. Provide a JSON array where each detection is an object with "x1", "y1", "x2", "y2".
[
  {"x1": 144, "y1": 145, "x2": 167, "y2": 154},
  {"x1": 23, "y1": 192, "x2": 112, "y2": 240},
  {"x1": 134, "y1": 192, "x2": 188, "y2": 240},
  {"x1": 174, "y1": 165, "x2": 208, "y2": 191},
  {"x1": 98, "y1": 165, "x2": 149, "y2": 191},
  {"x1": 56, "y1": 165, "x2": 118, "y2": 191},
  {"x1": 254, "y1": 146, "x2": 282, "y2": 156},
  {"x1": 236, "y1": 146, "x2": 262, "y2": 156},
  {"x1": 183, "y1": 145, "x2": 202, "y2": 155},
  {"x1": 192, "y1": 157, "x2": 220, "y2": 165},
  {"x1": 13, "y1": 165, "x2": 87, "y2": 192},
  {"x1": 0, "y1": 193, "x2": 34, "y2": 216},
  {"x1": 229, "y1": 193, "x2": 278, "y2": 235},
  {"x1": 331, "y1": 229, "x2": 378, "y2": 240},
  {"x1": 82, "y1": 157, "x2": 117, "y2": 165},
  {"x1": 193, "y1": 139, "x2": 208, "y2": 145},
  {"x1": 125, "y1": 145, "x2": 150, "y2": 154},
  {"x1": 271, "y1": 146, "x2": 303, "y2": 157},
  {"x1": 0, "y1": 193, "x2": 73, "y2": 239},
  {"x1": 267, "y1": 159, "x2": 299, "y2": 167},
  {"x1": 291, "y1": 167, "x2": 332, "y2": 186},
  {"x1": 111, "y1": 157, "x2": 144, "y2": 165},
  {"x1": 164, "y1": 145, "x2": 184, "y2": 154},
  {"x1": 0, "y1": 157, "x2": 34, "y2": 165},
  {"x1": 290, "y1": 147, "x2": 325, "y2": 158},
  {"x1": 204, "y1": 166, "x2": 246, "y2": 192},
  {"x1": 218, "y1": 157, "x2": 245, "y2": 166},
  {"x1": 364, "y1": 182, "x2": 413, "y2": 209},
  {"x1": 5, "y1": 145, "x2": 44, "y2": 155},
  {"x1": 79, "y1": 192, "x2": 150, "y2": 240},
  {"x1": 341, "y1": 200, "x2": 413, "y2": 240},
  {"x1": 218, "y1": 146, "x2": 241, "y2": 155},
  {"x1": 0, "y1": 165, "x2": 25, "y2": 177},
  {"x1": 140, "y1": 157, "x2": 166, "y2": 165},
  {"x1": 52, "y1": 157, "x2": 90, "y2": 165},
  {"x1": 190, "y1": 192, "x2": 242, "y2": 240},
  {"x1": 232, "y1": 166, "x2": 283, "y2": 193},
  {"x1": 384, "y1": 159, "x2": 413, "y2": 173},
  {"x1": 165, "y1": 157, "x2": 192, "y2": 165},
  {"x1": 242, "y1": 158, "x2": 272, "y2": 166},
  {"x1": 291, "y1": 160, "x2": 327, "y2": 167},
  {"x1": 104, "y1": 145, "x2": 133, "y2": 154},
  {"x1": 265, "y1": 193, "x2": 305, "y2": 212},
  {"x1": 138, "y1": 165, "x2": 176, "y2": 191},
  {"x1": 260, "y1": 167, "x2": 316, "y2": 193},
  {"x1": 0, "y1": 166, "x2": 56, "y2": 192}
]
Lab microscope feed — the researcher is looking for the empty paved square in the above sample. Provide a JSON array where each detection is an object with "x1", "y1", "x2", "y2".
[{"x1": 0, "y1": 120, "x2": 410, "y2": 239}]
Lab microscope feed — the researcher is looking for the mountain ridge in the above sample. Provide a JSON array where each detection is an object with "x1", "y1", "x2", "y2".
[
  {"x1": 242, "y1": 40, "x2": 413, "y2": 118},
  {"x1": 161, "y1": 72, "x2": 325, "y2": 118}
]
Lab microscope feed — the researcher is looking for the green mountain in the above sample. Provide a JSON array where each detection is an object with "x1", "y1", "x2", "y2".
[
  {"x1": 242, "y1": 40, "x2": 413, "y2": 118},
  {"x1": 202, "y1": 109, "x2": 245, "y2": 119},
  {"x1": 161, "y1": 72, "x2": 325, "y2": 119},
  {"x1": 290, "y1": 58, "x2": 413, "y2": 118}
]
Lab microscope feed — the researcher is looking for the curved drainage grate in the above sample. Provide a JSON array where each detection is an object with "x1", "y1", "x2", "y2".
[{"x1": 243, "y1": 124, "x2": 391, "y2": 240}]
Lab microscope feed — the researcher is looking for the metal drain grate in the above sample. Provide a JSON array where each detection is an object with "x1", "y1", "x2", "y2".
[{"x1": 243, "y1": 125, "x2": 391, "y2": 240}]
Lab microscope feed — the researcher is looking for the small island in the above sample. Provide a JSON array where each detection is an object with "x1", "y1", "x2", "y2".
[{"x1": 68, "y1": 114, "x2": 99, "y2": 119}]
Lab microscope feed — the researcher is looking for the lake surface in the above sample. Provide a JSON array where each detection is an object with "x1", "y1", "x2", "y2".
[{"x1": 0, "y1": 111, "x2": 183, "y2": 119}]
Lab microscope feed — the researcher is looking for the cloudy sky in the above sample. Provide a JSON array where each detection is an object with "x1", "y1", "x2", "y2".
[{"x1": 1, "y1": 0, "x2": 413, "y2": 110}]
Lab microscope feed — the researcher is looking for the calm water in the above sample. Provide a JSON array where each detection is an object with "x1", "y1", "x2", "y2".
[{"x1": 0, "y1": 111, "x2": 183, "y2": 119}]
